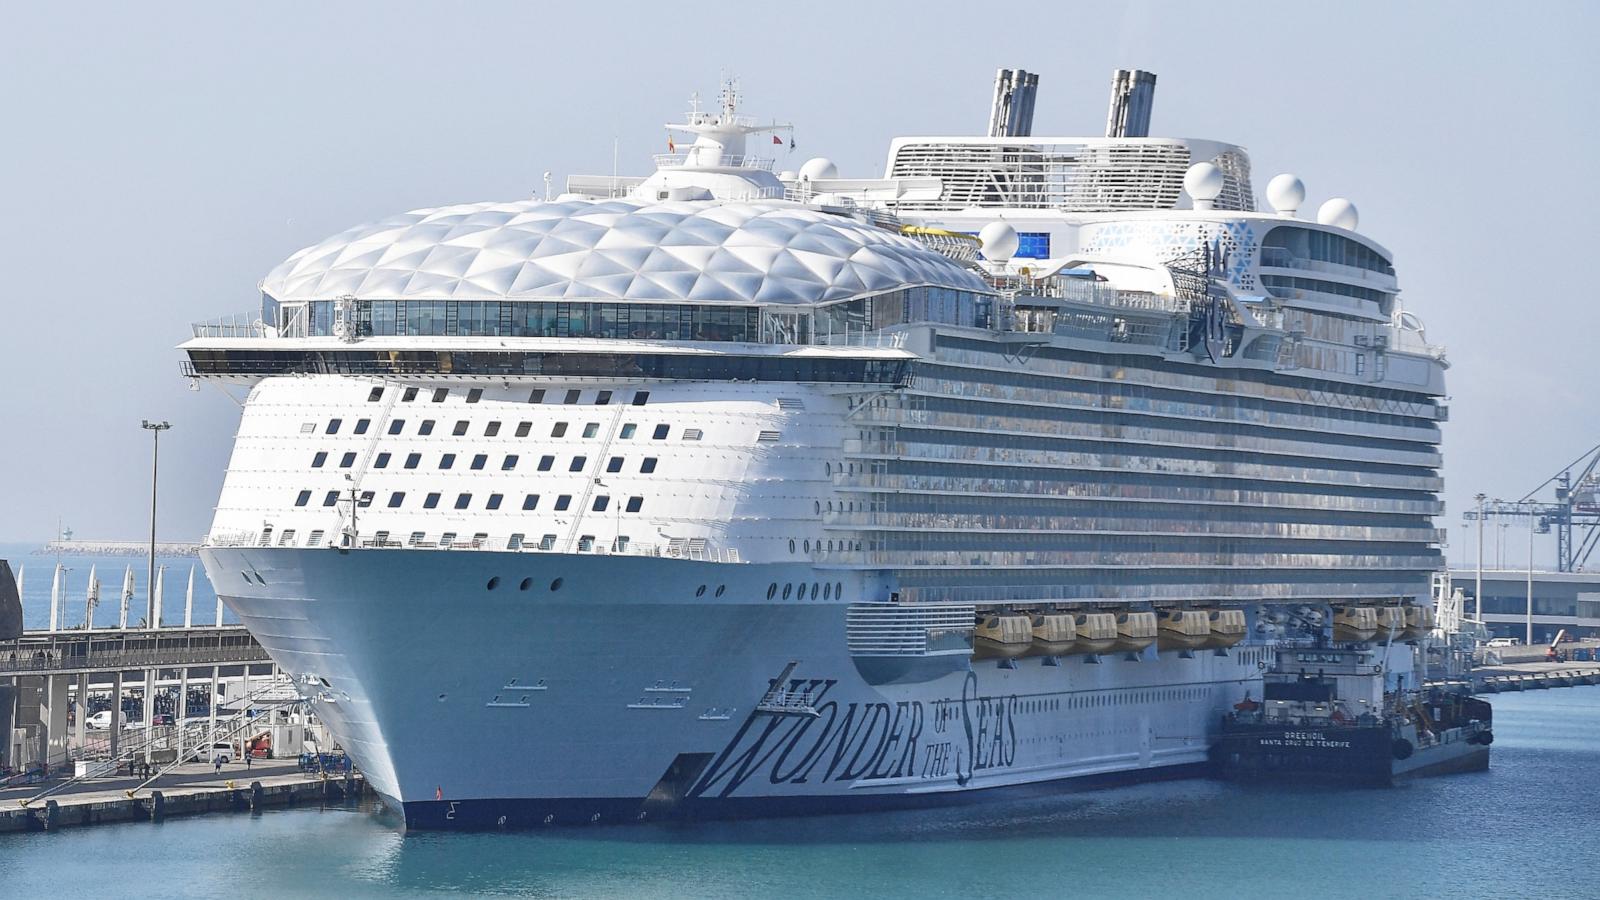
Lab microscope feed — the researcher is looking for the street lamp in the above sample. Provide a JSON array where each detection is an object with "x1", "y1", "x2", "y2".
[{"x1": 141, "y1": 420, "x2": 171, "y2": 627}]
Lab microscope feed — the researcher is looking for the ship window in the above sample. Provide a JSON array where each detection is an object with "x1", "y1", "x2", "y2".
[
  {"x1": 404, "y1": 452, "x2": 421, "y2": 469},
  {"x1": 823, "y1": 583, "x2": 832, "y2": 600},
  {"x1": 485, "y1": 421, "x2": 501, "y2": 437},
  {"x1": 502, "y1": 454, "x2": 519, "y2": 471},
  {"x1": 294, "y1": 490, "x2": 312, "y2": 507},
  {"x1": 540, "y1": 534, "x2": 557, "y2": 550},
  {"x1": 301, "y1": 423, "x2": 315, "y2": 433},
  {"x1": 326, "y1": 419, "x2": 342, "y2": 434},
  {"x1": 696, "y1": 585, "x2": 706, "y2": 597},
  {"x1": 683, "y1": 428, "x2": 703, "y2": 441},
  {"x1": 810, "y1": 583, "x2": 820, "y2": 600},
  {"x1": 652, "y1": 424, "x2": 669, "y2": 440},
  {"x1": 632, "y1": 391, "x2": 650, "y2": 406},
  {"x1": 640, "y1": 458, "x2": 657, "y2": 473},
  {"x1": 308, "y1": 529, "x2": 326, "y2": 546},
  {"x1": 582, "y1": 423, "x2": 600, "y2": 438},
  {"x1": 279, "y1": 529, "x2": 296, "y2": 546},
  {"x1": 550, "y1": 577, "x2": 563, "y2": 591},
  {"x1": 354, "y1": 418, "x2": 371, "y2": 435},
  {"x1": 340, "y1": 452, "x2": 356, "y2": 468},
  {"x1": 453, "y1": 420, "x2": 469, "y2": 436},
  {"x1": 625, "y1": 496, "x2": 643, "y2": 513},
  {"x1": 365, "y1": 387, "x2": 383, "y2": 402},
  {"x1": 486, "y1": 576, "x2": 499, "y2": 589},
  {"x1": 537, "y1": 455, "x2": 554, "y2": 471},
  {"x1": 782, "y1": 584, "x2": 793, "y2": 600},
  {"x1": 803, "y1": 540, "x2": 811, "y2": 553},
  {"x1": 424, "y1": 493, "x2": 441, "y2": 509},
  {"x1": 788, "y1": 539, "x2": 796, "y2": 554},
  {"x1": 312, "y1": 451, "x2": 328, "y2": 468},
  {"x1": 715, "y1": 585, "x2": 725, "y2": 597},
  {"x1": 388, "y1": 420, "x2": 406, "y2": 435},
  {"x1": 454, "y1": 493, "x2": 472, "y2": 510},
  {"x1": 596, "y1": 390, "x2": 612, "y2": 406},
  {"x1": 522, "y1": 494, "x2": 539, "y2": 510},
  {"x1": 613, "y1": 536, "x2": 629, "y2": 553},
  {"x1": 419, "y1": 420, "x2": 436, "y2": 436},
  {"x1": 432, "y1": 388, "x2": 448, "y2": 402},
  {"x1": 767, "y1": 583, "x2": 777, "y2": 600},
  {"x1": 402, "y1": 387, "x2": 418, "y2": 402},
  {"x1": 439, "y1": 453, "x2": 456, "y2": 470},
  {"x1": 470, "y1": 454, "x2": 487, "y2": 471},
  {"x1": 606, "y1": 456, "x2": 624, "y2": 473},
  {"x1": 551, "y1": 422, "x2": 568, "y2": 438},
  {"x1": 358, "y1": 491, "x2": 374, "y2": 508},
  {"x1": 528, "y1": 388, "x2": 545, "y2": 404},
  {"x1": 577, "y1": 535, "x2": 594, "y2": 552},
  {"x1": 564, "y1": 389, "x2": 581, "y2": 404},
  {"x1": 486, "y1": 493, "x2": 503, "y2": 510},
  {"x1": 835, "y1": 581, "x2": 842, "y2": 598},
  {"x1": 323, "y1": 491, "x2": 339, "y2": 507},
  {"x1": 569, "y1": 456, "x2": 587, "y2": 472},
  {"x1": 466, "y1": 388, "x2": 483, "y2": 404},
  {"x1": 554, "y1": 495, "x2": 572, "y2": 511},
  {"x1": 510, "y1": 535, "x2": 525, "y2": 552},
  {"x1": 387, "y1": 492, "x2": 405, "y2": 508},
  {"x1": 515, "y1": 422, "x2": 531, "y2": 438},
  {"x1": 592, "y1": 495, "x2": 609, "y2": 512},
  {"x1": 440, "y1": 532, "x2": 456, "y2": 546},
  {"x1": 620, "y1": 424, "x2": 637, "y2": 439},
  {"x1": 409, "y1": 531, "x2": 425, "y2": 546}
]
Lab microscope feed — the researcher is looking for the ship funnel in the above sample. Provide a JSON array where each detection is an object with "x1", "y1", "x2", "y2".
[
  {"x1": 987, "y1": 68, "x2": 1040, "y2": 137},
  {"x1": 1105, "y1": 68, "x2": 1157, "y2": 138}
]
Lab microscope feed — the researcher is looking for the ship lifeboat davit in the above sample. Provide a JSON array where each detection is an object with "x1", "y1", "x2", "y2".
[
  {"x1": 1029, "y1": 613, "x2": 1077, "y2": 656},
  {"x1": 974, "y1": 614, "x2": 1032, "y2": 659},
  {"x1": 1199, "y1": 609, "x2": 1247, "y2": 649},
  {"x1": 1399, "y1": 605, "x2": 1435, "y2": 640},
  {"x1": 1157, "y1": 610, "x2": 1211, "y2": 651},
  {"x1": 1111, "y1": 611, "x2": 1157, "y2": 653},
  {"x1": 1374, "y1": 606, "x2": 1407, "y2": 639},
  {"x1": 1331, "y1": 606, "x2": 1379, "y2": 642},
  {"x1": 1072, "y1": 612, "x2": 1118, "y2": 654}
]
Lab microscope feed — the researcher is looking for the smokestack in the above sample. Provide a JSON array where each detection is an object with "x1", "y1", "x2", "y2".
[
  {"x1": 1105, "y1": 69, "x2": 1157, "y2": 138},
  {"x1": 987, "y1": 68, "x2": 1040, "y2": 138}
]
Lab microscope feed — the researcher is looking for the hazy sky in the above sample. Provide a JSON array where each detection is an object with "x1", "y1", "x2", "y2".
[{"x1": 2, "y1": 2, "x2": 1596, "y2": 567}]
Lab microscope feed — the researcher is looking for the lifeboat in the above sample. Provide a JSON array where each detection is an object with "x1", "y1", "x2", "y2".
[
  {"x1": 1110, "y1": 611, "x2": 1157, "y2": 653},
  {"x1": 1399, "y1": 605, "x2": 1435, "y2": 640},
  {"x1": 1029, "y1": 613, "x2": 1077, "y2": 656},
  {"x1": 1072, "y1": 612, "x2": 1118, "y2": 654},
  {"x1": 1157, "y1": 609, "x2": 1211, "y2": 651},
  {"x1": 1331, "y1": 606, "x2": 1379, "y2": 642},
  {"x1": 974, "y1": 614, "x2": 1032, "y2": 659},
  {"x1": 1200, "y1": 609, "x2": 1247, "y2": 649},
  {"x1": 1373, "y1": 606, "x2": 1407, "y2": 639}
]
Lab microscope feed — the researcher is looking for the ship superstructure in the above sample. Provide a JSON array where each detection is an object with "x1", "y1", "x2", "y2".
[{"x1": 184, "y1": 71, "x2": 1447, "y2": 828}]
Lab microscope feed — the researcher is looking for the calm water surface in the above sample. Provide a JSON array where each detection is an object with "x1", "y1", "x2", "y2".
[{"x1": 2, "y1": 690, "x2": 1596, "y2": 899}]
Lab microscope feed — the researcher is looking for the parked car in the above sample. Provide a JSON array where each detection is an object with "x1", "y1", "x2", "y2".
[
  {"x1": 1486, "y1": 637, "x2": 1520, "y2": 647},
  {"x1": 84, "y1": 711, "x2": 112, "y2": 730},
  {"x1": 192, "y1": 742, "x2": 234, "y2": 764}
]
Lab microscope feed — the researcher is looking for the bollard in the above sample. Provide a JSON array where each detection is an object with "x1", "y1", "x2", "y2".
[{"x1": 150, "y1": 791, "x2": 165, "y2": 822}]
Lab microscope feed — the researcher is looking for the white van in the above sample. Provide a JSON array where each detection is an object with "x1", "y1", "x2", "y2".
[
  {"x1": 85, "y1": 711, "x2": 112, "y2": 730},
  {"x1": 1486, "y1": 637, "x2": 1521, "y2": 648},
  {"x1": 193, "y1": 742, "x2": 233, "y2": 764}
]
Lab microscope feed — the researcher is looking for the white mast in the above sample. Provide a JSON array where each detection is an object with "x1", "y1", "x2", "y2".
[
  {"x1": 86, "y1": 564, "x2": 100, "y2": 629},
  {"x1": 120, "y1": 565, "x2": 134, "y2": 629},
  {"x1": 665, "y1": 77, "x2": 791, "y2": 168},
  {"x1": 184, "y1": 566, "x2": 195, "y2": 628},
  {"x1": 49, "y1": 563, "x2": 62, "y2": 632},
  {"x1": 152, "y1": 566, "x2": 164, "y2": 628}
]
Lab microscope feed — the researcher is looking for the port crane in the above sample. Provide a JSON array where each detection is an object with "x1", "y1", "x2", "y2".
[{"x1": 1463, "y1": 442, "x2": 1600, "y2": 573}]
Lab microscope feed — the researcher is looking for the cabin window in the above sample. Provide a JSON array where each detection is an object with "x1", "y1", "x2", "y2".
[
  {"x1": 453, "y1": 420, "x2": 469, "y2": 436},
  {"x1": 554, "y1": 495, "x2": 572, "y2": 511},
  {"x1": 466, "y1": 388, "x2": 483, "y2": 404},
  {"x1": 374, "y1": 452, "x2": 391, "y2": 469},
  {"x1": 354, "y1": 418, "x2": 371, "y2": 435},
  {"x1": 596, "y1": 390, "x2": 612, "y2": 406},
  {"x1": 485, "y1": 421, "x2": 501, "y2": 437},
  {"x1": 402, "y1": 387, "x2": 418, "y2": 402},
  {"x1": 387, "y1": 492, "x2": 405, "y2": 508},
  {"x1": 640, "y1": 458, "x2": 657, "y2": 473},
  {"x1": 340, "y1": 452, "x2": 356, "y2": 468},
  {"x1": 537, "y1": 455, "x2": 554, "y2": 471},
  {"x1": 439, "y1": 453, "x2": 456, "y2": 470},
  {"x1": 404, "y1": 453, "x2": 421, "y2": 469},
  {"x1": 569, "y1": 456, "x2": 587, "y2": 472},
  {"x1": 551, "y1": 422, "x2": 568, "y2": 438},
  {"x1": 502, "y1": 454, "x2": 519, "y2": 471},
  {"x1": 424, "y1": 493, "x2": 441, "y2": 509},
  {"x1": 625, "y1": 496, "x2": 643, "y2": 513},
  {"x1": 606, "y1": 456, "x2": 624, "y2": 473},
  {"x1": 652, "y1": 424, "x2": 670, "y2": 440},
  {"x1": 454, "y1": 493, "x2": 472, "y2": 510},
  {"x1": 522, "y1": 494, "x2": 539, "y2": 510},
  {"x1": 432, "y1": 388, "x2": 448, "y2": 402},
  {"x1": 325, "y1": 419, "x2": 342, "y2": 434},
  {"x1": 632, "y1": 391, "x2": 650, "y2": 406},
  {"x1": 470, "y1": 454, "x2": 487, "y2": 471},
  {"x1": 311, "y1": 451, "x2": 328, "y2": 468},
  {"x1": 419, "y1": 420, "x2": 435, "y2": 436},
  {"x1": 388, "y1": 420, "x2": 406, "y2": 435},
  {"x1": 515, "y1": 422, "x2": 531, "y2": 437},
  {"x1": 367, "y1": 387, "x2": 384, "y2": 402},
  {"x1": 294, "y1": 490, "x2": 312, "y2": 507}
]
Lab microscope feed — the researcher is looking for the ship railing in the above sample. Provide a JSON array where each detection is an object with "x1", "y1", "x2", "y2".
[
  {"x1": 812, "y1": 329, "x2": 908, "y2": 349},
  {"x1": 652, "y1": 153, "x2": 775, "y2": 171},
  {"x1": 191, "y1": 312, "x2": 268, "y2": 339},
  {"x1": 209, "y1": 529, "x2": 747, "y2": 562}
]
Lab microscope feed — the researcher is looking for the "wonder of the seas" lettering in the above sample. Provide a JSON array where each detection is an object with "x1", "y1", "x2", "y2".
[{"x1": 689, "y1": 671, "x2": 1017, "y2": 798}]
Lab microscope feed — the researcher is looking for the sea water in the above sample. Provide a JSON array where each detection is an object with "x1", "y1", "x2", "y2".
[
  {"x1": 1, "y1": 690, "x2": 1596, "y2": 899},
  {"x1": 2, "y1": 542, "x2": 229, "y2": 630}
]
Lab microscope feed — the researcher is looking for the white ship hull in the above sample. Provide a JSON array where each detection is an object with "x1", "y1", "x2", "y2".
[{"x1": 206, "y1": 546, "x2": 1260, "y2": 827}]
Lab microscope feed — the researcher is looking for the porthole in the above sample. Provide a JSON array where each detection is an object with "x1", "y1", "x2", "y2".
[
  {"x1": 550, "y1": 578, "x2": 564, "y2": 592},
  {"x1": 714, "y1": 585, "x2": 726, "y2": 597},
  {"x1": 767, "y1": 583, "x2": 778, "y2": 600},
  {"x1": 803, "y1": 540, "x2": 811, "y2": 554},
  {"x1": 519, "y1": 578, "x2": 532, "y2": 591},
  {"x1": 788, "y1": 539, "x2": 796, "y2": 554},
  {"x1": 823, "y1": 583, "x2": 832, "y2": 600},
  {"x1": 835, "y1": 581, "x2": 843, "y2": 599},
  {"x1": 810, "y1": 583, "x2": 820, "y2": 600},
  {"x1": 437, "y1": 694, "x2": 447, "y2": 702},
  {"x1": 486, "y1": 577, "x2": 500, "y2": 590},
  {"x1": 782, "y1": 584, "x2": 793, "y2": 600},
  {"x1": 695, "y1": 584, "x2": 707, "y2": 597}
]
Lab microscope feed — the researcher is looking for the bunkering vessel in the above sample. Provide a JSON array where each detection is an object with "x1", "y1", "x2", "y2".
[{"x1": 184, "y1": 69, "x2": 1450, "y2": 829}]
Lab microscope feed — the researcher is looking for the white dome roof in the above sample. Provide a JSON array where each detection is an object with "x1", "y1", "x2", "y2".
[{"x1": 262, "y1": 198, "x2": 987, "y2": 306}]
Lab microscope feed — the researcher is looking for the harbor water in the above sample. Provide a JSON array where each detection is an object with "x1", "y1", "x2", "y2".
[
  {"x1": 2, "y1": 689, "x2": 1596, "y2": 898},
  {"x1": 2, "y1": 542, "x2": 229, "y2": 630}
]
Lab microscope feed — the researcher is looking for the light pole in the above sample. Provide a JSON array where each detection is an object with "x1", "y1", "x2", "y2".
[
  {"x1": 141, "y1": 420, "x2": 171, "y2": 627},
  {"x1": 1474, "y1": 492, "x2": 1485, "y2": 622}
]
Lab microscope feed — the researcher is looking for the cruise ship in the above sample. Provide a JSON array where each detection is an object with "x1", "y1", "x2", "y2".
[{"x1": 183, "y1": 70, "x2": 1447, "y2": 829}]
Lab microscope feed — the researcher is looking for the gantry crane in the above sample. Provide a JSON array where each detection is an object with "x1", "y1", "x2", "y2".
[{"x1": 1463, "y1": 442, "x2": 1600, "y2": 572}]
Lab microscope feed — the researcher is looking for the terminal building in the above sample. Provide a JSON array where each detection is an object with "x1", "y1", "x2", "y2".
[{"x1": 1449, "y1": 568, "x2": 1600, "y2": 644}]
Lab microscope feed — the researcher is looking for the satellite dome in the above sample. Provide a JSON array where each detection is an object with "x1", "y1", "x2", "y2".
[
  {"x1": 1265, "y1": 174, "x2": 1305, "y2": 217},
  {"x1": 1316, "y1": 198, "x2": 1359, "y2": 231},
  {"x1": 1183, "y1": 162, "x2": 1225, "y2": 207},
  {"x1": 798, "y1": 157, "x2": 838, "y2": 180},
  {"x1": 777, "y1": 170, "x2": 797, "y2": 181},
  {"x1": 978, "y1": 221, "x2": 1019, "y2": 261}
]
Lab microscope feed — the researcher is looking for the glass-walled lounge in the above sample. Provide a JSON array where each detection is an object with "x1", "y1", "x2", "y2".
[{"x1": 268, "y1": 286, "x2": 992, "y2": 345}]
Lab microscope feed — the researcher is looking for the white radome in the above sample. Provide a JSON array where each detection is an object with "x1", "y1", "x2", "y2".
[
  {"x1": 1316, "y1": 197, "x2": 1359, "y2": 231},
  {"x1": 798, "y1": 157, "x2": 839, "y2": 181},
  {"x1": 1265, "y1": 174, "x2": 1306, "y2": 216},
  {"x1": 978, "y1": 221, "x2": 1019, "y2": 261},
  {"x1": 1183, "y1": 162, "x2": 1225, "y2": 202}
]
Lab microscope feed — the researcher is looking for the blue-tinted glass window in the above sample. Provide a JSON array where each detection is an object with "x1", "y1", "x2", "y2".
[
  {"x1": 554, "y1": 495, "x2": 572, "y2": 511},
  {"x1": 470, "y1": 454, "x2": 487, "y2": 471},
  {"x1": 625, "y1": 496, "x2": 643, "y2": 513},
  {"x1": 486, "y1": 493, "x2": 503, "y2": 510},
  {"x1": 374, "y1": 452, "x2": 391, "y2": 469},
  {"x1": 388, "y1": 420, "x2": 406, "y2": 435},
  {"x1": 606, "y1": 456, "x2": 624, "y2": 473},
  {"x1": 423, "y1": 492, "x2": 441, "y2": 509},
  {"x1": 354, "y1": 418, "x2": 370, "y2": 435},
  {"x1": 439, "y1": 453, "x2": 456, "y2": 470},
  {"x1": 387, "y1": 492, "x2": 405, "y2": 508},
  {"x1": 502, "y1": 454, "x2": 519, "y2": 471},
  {"x1": 592, "y1": 495, "x2": 609, "y2": 512},
  {"x1": 454, "y1": 493, "x2": 471, "y2": 510},
  {"x1": 522, "y1": 494, "x2": 539, "y2": 510},
  {"x1": 311, "y1": 451, "x2": 328, "y2": 468},
  {"x1": 339, "y1": 452, "x2": 356, "y2": 468},
  {"x1": 325, "y1": 419, "x2": 342, "y2": 435},
  {"x1": 569, "y1": 456, "x2": 586, "y2": 472},
  {"x1": 640, "y1": 457, "x2": 658, "y2": 474},
  {"x1": 294, "y1": 490, "x2": 312, "y2": 507},
  {"x1": 537, "y1": 455, "x2": 554, "y2": 472},
  {"x1": 404, "y1": 452, "x2": 421, "y2": 469}
]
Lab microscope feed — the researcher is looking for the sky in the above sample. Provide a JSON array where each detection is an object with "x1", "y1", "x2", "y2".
[{"x1": 1, "y1": 1, "x2": 1596, "y2": 567}]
